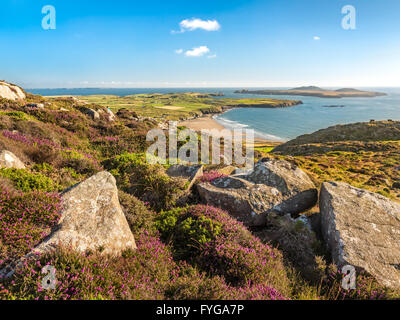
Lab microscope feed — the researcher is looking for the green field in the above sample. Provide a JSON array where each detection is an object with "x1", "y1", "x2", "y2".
[{"x1": 72, "y1": 93, "x2": 301, "y2": 120}]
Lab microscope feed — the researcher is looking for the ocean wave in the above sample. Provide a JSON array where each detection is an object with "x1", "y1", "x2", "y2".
[{"x1": 213, "y1": 115, "x2": 286, "y2": 142}]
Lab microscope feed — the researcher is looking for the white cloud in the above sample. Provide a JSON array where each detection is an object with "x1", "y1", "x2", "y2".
[
  {"x1": 207, "y1": 54, "x2": 217, "y2": 59},
  {"x1": 313, "y1": 36, "x2": 320, "y2": 40},
  {"x1": 185, "y1": 46, "x2": 210, "y2": 57},
  {"x1": 173, "y1": 18, "x2": 220, "y2": 33},
  {"x1": 175, "y1": 49, "x2": 183, "y2": 54}
]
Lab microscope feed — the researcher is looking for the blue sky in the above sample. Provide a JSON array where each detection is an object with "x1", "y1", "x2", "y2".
[{"x1": 1, "y1": 0, "x2": 400, "y2": 88}]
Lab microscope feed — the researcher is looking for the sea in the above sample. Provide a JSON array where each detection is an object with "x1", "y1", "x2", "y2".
[{"x1": 27, "y1": 87, "x2": 400, "y2": 142}]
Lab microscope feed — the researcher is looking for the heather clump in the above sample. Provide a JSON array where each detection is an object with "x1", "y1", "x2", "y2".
[
  {"x1": 0, "y1": 188, "x2": 62, "y2": 268},
  {"x1": 199, "y1": 236, "x2": 287, "y2": 290},
  {"x1": 0, "y1": 232, "x2": 180, "y2": 300},
  {"x1": 199, "y1": 170, "x2": 228, "y2": 183},
  {"x1": 155, "y1": 204, "x2": 290, "y2": 296},
  {"x1": 225, "y1": 283, "x2": 287, "y2": 300},
  {"x1": 319, "y1": 266, "x2": 390, "y2": 300},
  {"x1": 2, "y1": 130, "x2": 102, "y2": 174},
  {"x1": 25, "y1": 109, "x2": 90, "y2": 135}
]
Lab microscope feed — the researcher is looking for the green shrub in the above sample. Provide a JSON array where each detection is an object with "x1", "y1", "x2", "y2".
[
  {"x1": 103, "y1": 153, "x2": 186, "y2": 211},
  {"x1": 0, "y1": 111, "x2": 30, "y2": 121},
  {"x1": 118, "y1": 191, "x2": 156, "y2": 237},
  {"x1": 155, "y1": 207, "x2": 186, "y2": 240},
  {"x1": 0, "y1": 168, "x2": 59, "y2": 192}
]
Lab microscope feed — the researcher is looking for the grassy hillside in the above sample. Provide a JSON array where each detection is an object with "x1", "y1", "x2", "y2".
[
  {"x1": 256, "y1": 121, "x2": 400, "y2": 201},
  {"x1": 69, "y1": 93, "x2": 302, "y2": 120},
  {"x1": 0, "y1": 93, "x2": 397, "y2": 300}
]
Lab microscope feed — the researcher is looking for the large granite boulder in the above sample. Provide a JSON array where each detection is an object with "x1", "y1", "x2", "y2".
[
  {"x1": 320, "y1": 181, "x2": 400, "y2": 289},
  {"x1": 35, "y1": 171, "x2": 136, "y2": 255},
  {"x1": 0, "y1": 150, "x2": 26, "y2": 169},
  {"x1": 0, "y1": 81, "x2": 26, "y2": 101},
  {"x1": 1, "y1": 171, "x2": 136, "y2": 278},
  {"x1": 197, "y1": 158, "x2": 317, "y2": 226},
  {"x1": 246, "y1": 158, "x2": 318, "y2": 213},
  {"x1": 197, "y1": 176, "x2": 284, "y2": 226}
]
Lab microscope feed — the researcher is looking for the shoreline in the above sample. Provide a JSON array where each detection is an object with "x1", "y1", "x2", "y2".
[{"x1": 179, "y1": 114, "x2": 283, "y2": 146}]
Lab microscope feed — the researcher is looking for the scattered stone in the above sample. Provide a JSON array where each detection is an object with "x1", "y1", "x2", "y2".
[
  {"x1": 392, "y1": 182, "x2": 400, "y2": 189},
  {"x1": 0, "y1": 150, "x2": 25, "y2": 169},
  {"x1": 106, "y1": 108, "x2": 115, "y2": 121},
  {"x1": 82, "y1": 108, "x2": 100, "y2": 120},
  {"x1": 25, "y1": 103, "x2": 44, "y2": 109},
  {"x1": 320, "y1": 181, "x2": 400, "y2": 289}
]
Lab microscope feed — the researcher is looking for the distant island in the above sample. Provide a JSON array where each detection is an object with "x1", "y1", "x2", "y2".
[{"x1": 235, "y1": 86, "x2": 387, "y2": 98}]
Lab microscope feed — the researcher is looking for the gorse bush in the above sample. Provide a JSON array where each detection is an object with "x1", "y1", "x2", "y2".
[
  {"x1": 155, "y1": 207, "x2": 223, "y2": 258},
  {"x1": 0, "y1": 168, "x2": 59, "y2": 192},
  {"x1": 0, "y1": 111, "x2": 30, "y2": 121}
]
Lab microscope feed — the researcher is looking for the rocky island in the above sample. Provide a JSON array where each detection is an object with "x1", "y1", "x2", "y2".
[{"x1": 235, "y1": 86, "x2": 387, "y2": 98}]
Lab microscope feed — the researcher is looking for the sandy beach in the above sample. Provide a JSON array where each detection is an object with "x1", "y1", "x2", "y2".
[
  {"x1": 179, "y1": 116, "x2": 226, "y2": 131},
  {"x1": 179, "y1": 116, "x2": 281, "y2": 147}
]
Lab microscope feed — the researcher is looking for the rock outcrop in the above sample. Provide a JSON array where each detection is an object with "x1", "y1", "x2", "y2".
[
  {"x1": 0, "y1": 150, "x2": 26, "y2": 169},
  {"x1": 0, "y1": 81, "x2": 26, "y2": 101},
  {"x1": 320, "y1": 181, "x2": 400, "y2": 289},
  {"x1": 197, "y1": 158, "x2": 317, "y2": 226}
]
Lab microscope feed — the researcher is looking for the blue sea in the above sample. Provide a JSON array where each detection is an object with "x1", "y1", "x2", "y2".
[{"x1": 27, "y1": 87, "x2": 400, "y2": 142}]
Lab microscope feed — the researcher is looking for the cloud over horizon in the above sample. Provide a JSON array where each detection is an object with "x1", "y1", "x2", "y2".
[
  {"x1": 172, "y1": 18, "x2": 221, "y2": 33},
  {"x1": 185, "y1": 46, "x2": 210, "y2": 57}
]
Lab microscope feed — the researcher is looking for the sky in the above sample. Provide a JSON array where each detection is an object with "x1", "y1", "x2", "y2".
[{"x1": 1, "y1": 0, "x2": 400, "y2": 88}]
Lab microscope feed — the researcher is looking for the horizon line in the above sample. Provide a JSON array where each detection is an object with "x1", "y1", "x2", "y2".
[{"x1": 25, "y1": 85, "x2": 400, "y2": 90}]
